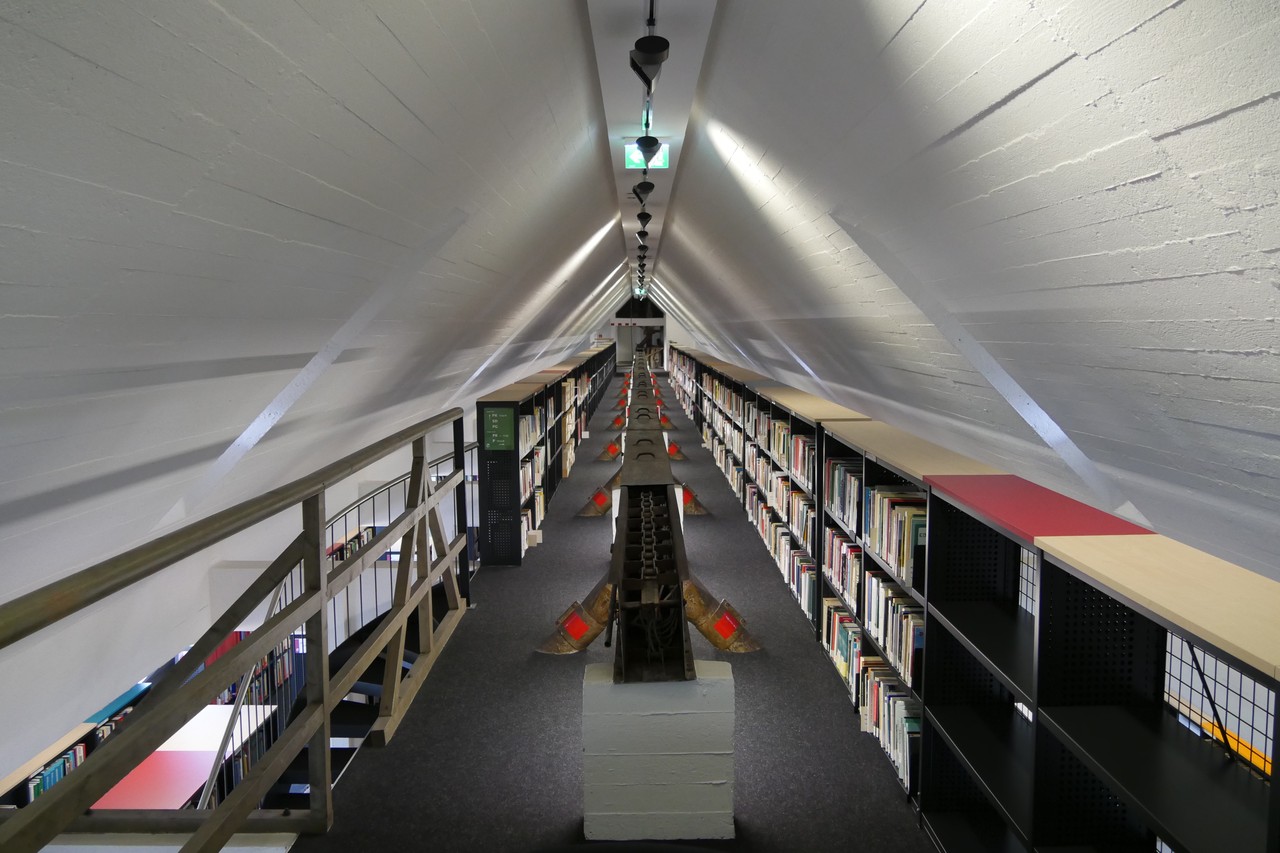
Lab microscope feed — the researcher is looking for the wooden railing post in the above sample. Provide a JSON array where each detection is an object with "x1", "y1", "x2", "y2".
[
  {"x1": 301, "y1": 493, "x2": 332, "y2": 832},
  {"x1": 368, "y1": 438, "x2": 424, "y2": 745}
]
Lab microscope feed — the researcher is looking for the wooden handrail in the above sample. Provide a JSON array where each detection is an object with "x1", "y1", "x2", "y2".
[{"x1": 0, "y1": 408, "x2": 463, "y2": 650}]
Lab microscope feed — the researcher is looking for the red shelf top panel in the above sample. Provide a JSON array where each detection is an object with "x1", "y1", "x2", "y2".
[
  {"x1": 93, "y1": 750, "x2": 213, "y2": 809},
  {"x1": 924, "y1": 474, "x2": 1152, "y2": 542}
]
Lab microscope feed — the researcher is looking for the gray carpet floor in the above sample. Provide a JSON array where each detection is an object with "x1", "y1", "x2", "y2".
[{"x1": 290, "y1": 375, "x2": 936, "y2": 853}]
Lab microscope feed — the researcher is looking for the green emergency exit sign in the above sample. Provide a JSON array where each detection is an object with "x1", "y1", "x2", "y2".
[{"x1": 624, "y1": 143, "x2": 669, "y2": 169}]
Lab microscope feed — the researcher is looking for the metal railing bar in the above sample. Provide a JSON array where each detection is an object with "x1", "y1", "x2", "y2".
[
  {"x1": 147, "y1": 536, "x2": 306, "y2": 707},
  {"x1": 196, "y1": 576, "x2": 289, "y2": 810},
  {"x1": 326, "y1": 570, "x2": 441, "y2": 705},
  {"x1": 324, "y1": 470, "x2": 463, "y2": 594},
  {"x1": 320, "y1": 441, "x2": 475, "y2": 529},
  {"x1": 180, "y1": 702, "x2": 327, "y2": 853},
  {"x1": 424, "y1": 534, "x2": 469, "y2": 585},
  {"x1": 0, "y1": 590, "x2": 324, "y2": 853},
  {"x1": 0, "y1": 408, "x2": 463, "y2": 651}
]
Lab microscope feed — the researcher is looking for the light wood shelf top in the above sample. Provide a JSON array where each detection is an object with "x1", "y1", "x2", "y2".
[
  {"x1": 823, "y1": 421, "x2": 1004, "y2": 481},
  {"x1": 476, "y1": 381, "x2": 546, "y2": 403},
  {"x1": 671, "y1": 347, "x2": 769, "y2": 383},
  {"x1": 0, "y1": 723, "x2": 95, "y2": 795},
  {"x1": 752, "y1": 385, "x2": 870, "y2": 423},
  {"x1": 1038, "y1": 534, "x2": 1280, "y2": 680}
]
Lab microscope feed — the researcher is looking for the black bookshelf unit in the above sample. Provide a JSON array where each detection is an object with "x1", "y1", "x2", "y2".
[
  {"x1": 477, "y1": 344, "x2": 615, "y2": 566},
  {"x1": 669, "y1": 346, "x2": 1280, "y2": 853}
]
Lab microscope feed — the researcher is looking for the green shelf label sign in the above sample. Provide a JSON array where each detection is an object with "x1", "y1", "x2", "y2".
[{"x1": 483, "y1": 407, "x2": 515, "y2": 451}]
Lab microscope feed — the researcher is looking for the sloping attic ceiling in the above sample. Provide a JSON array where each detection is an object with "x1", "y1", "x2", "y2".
[
  {"x1": 650, "y1": 0, "x2": 1280, "y2": 581},
  {"x1": 0, "y1": 1, "x2": 633, "y2": 596}
]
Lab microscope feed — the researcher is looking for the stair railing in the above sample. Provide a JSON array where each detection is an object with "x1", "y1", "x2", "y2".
[
  {"x1": 193, "y1": 439, "x2": 478, "y2": 811},
  {"x1": 0, "y1": 408, "x2": 471, "y2": 853}
]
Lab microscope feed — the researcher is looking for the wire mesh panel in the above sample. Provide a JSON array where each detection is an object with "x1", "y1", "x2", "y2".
[
  {"x1": 1017, "y1": 547, "x2": 1038, "y2": 615},
  {"x1": 1165, "y1": 634, "x2": 1275, "y2": 779}
]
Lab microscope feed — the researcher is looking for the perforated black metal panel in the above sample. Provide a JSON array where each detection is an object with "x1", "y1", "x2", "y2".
[
  {"x1": 921, "y1": 721, "x2": 991, "y2": 812},
  {"x1": 1039, "y1": 562, "x2": 1165, "y2": 706},
  {"x1": 929, "y1": 496, "x2": 1020, "y2": 604},
  {"x1": 1034, "y1": 725, "x2": 1149, "y2": 846},
  {"x1": 478, "y1": 446, "x2": 523, "y2": 566},
  {"x1": 925, "y1": 619, "x2": 1010, "y2": 706}
]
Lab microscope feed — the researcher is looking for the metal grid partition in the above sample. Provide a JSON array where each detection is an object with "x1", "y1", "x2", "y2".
[
  {"x1": 1165, "y1": 634, "x2": 1275, "y2": 779},
  {"x1": 1017, "y1": 547, "x2": 1038, "y2": 615}
]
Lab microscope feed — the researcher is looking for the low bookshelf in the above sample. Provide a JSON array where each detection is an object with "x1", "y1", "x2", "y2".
[
  {"x1": 476, "y1": 343, "x2": 616, "y2": 566},
  {"x1": 667, "y1": 346, "x2": 1280, "y2": 852}
]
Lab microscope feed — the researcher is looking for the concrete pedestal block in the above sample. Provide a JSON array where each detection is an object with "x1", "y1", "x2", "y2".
[{"x1": 582, "y1": 660, "x2": 734, "y2": 840}]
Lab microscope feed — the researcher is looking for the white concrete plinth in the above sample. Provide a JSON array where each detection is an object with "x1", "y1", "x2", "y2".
[{"x1": 582, "y1": 660, "x2": 734, "y2": 840}]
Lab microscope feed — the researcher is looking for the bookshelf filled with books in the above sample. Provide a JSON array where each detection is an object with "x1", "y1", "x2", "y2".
[
  {"x1": 0, "y1": 682, "x2": 151, "y2": 809},
  {"x1": 669, "y1": 346, "x2": 1280, "y2": 852},
  {"x1": 818, "y1": 421, "x2": 1002, "y2": 801},
  {"x1": 477, "y1": 344, "x2": 615, "y2": 566}
]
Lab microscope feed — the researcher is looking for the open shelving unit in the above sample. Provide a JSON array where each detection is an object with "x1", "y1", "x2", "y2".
[
  {"x1": 669, "y1": 345, "x2": 1280, "y2": 853},
  {"x1": 476, "y1": 343, "x2": 615, "y2": 566}
]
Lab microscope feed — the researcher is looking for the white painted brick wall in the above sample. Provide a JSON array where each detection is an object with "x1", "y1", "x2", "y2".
[{"x1": 582, "y1": 661, "x2": 734, "y2": 840}]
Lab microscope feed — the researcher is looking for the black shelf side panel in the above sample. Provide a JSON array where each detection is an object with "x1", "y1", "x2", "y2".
[{"x1": 1033, "y1": 721, "x2": 1153, "y2": 849}]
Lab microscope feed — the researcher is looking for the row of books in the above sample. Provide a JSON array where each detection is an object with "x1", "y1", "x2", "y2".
[
  {"x1": 768, "y1": 473, "x2": 792, "y2": 517},
  {"x1": 787, "y1": 552, "x2": 818, "y2": 618},
  {"x1": 519, "y1": 447, "x2": 545, "y2": 504},
  {"x1": 521, "y1": 487, "x2": 546, "y2": 538},
  {"x1": 25, "y1": 740, "x2": 88, "y2": 804},
  {"x1": 822, "y1": 529, "x2": 861, "y2": 604},
  {"x1": 744, "y1": 442, "x2": 767, "y2": 491},
  {"x1": 326, "y1": 524, "x2": 377, "y2": 564},
  {"x1": 706, "y1": 402, "x2": 744, "y2": 459},
  {"x1": 711, "y1": 437, "x2": 746, "y2": 498},
  {"x1": 863, "y1": 572, "x2": 925, "y2": 689},
  {"x1": 789, "y1": 490, "x2": 816, "y2": 553},
  {"x1": 741, "y1": 398, "x2": 759, "y2": 440},
  {"x1": 864, "y1": 486, "x2": 926, "y2": 585},
  {"x1": 517, "y1": 406, "x2": 548, "y2": 456},
  {"x1": 790, "y1": 434, "x2": 814, "y2": 492},
  {"x1": 824, "y1": 458, "x2": 860, "y2": 532},
  {"x1": 768, "y1": 420, "x2": 792, "y2": 470},
  {"x1": 701, "y1": 376, "x2": 744, "y2": 423},
  {"x1": 562, "y1": 440, "x2": 576, "y2": 479},
  {"x1": 858, "y1": 658, "x2": 921, "y2": 794},
  {"x1": 219, "y1": 648, "x2": 296, "y2": 707},
  {"x1": 821, "y1": 597, "x2": 860, "y2": 692}
]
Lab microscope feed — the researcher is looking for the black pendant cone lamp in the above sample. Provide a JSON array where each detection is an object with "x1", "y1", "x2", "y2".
[
  {"x1": 630, "y1": 34, "x2": 670, "y2": 94},
  {"x1": 634, "y1": 135, "x2": 662, "y2": 165}
]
